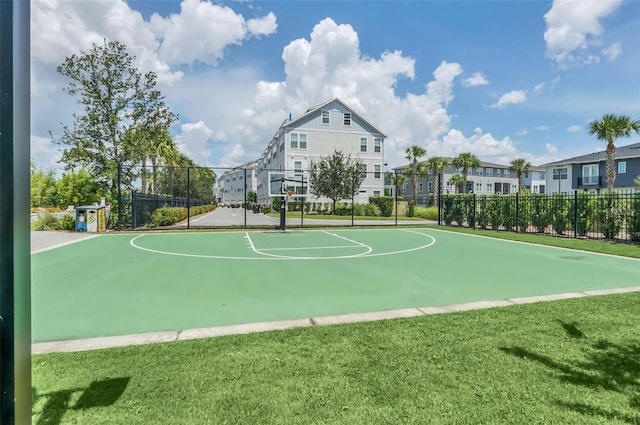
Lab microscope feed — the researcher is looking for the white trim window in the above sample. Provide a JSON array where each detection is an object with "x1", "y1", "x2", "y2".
[
  {"x1": 582, "y1": 164, "x2": 599, "y2": 185},
  {"x1": 419, "y1": 182, "x2": 423, "y2": 192},
  {"x1": 290, "y1": 133, "x2": 307, "y2": 149},
  {"x1": 294, "y1": 161, "x2": 303, "y2": 176},
  {"x1": 374, "y1": 138, "x2": 381, "y2": 153},
  {"x1": 321, "y1": 110, "x2": 330, "y2": 125},
  {"x1": 360, "y1": 164, "x2": 367, "y2": 179},
  {"x1": 486, "y1": 183, "x2": 493, "y2": 192},
  {"x1": 618, "y1": 161, "x2": 626, "y2": 174},
  {"x1": 344, "y1": 113, "x2": 351, "y2": 126},
  {"x1": 360, "y1": 137, "x2": 367, "y2": 153},
  {"x1": 374, "y1": 164, "x2": 381, "y2": 179},
  {"x1": 496, "y1": 169, "x2": 502, "y2": 177},
  {"x1": 475, "y1": 182, "x2": 482, "y2": 192},
  {"x1": 553, "y1": 167, "x2": 568, "y2": 180},
  {"x1": 486, "y1": 168, "x2": 493, "y2": 176}
]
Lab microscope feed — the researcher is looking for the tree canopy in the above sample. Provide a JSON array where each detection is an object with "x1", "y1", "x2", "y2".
[
  {"x1": 509, "y1": 158, "x2": 531, "y2": 194},
  {"x1": 53, "y1": 39, "x2": 178, "y2": 191},
  {"x1": 309, "y1": 150, "x2": 364, "y2": 212}
]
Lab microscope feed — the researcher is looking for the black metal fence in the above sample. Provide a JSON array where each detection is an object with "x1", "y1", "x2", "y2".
[
  {"x1": 131, "y1": 192, "x2": 204, "y2": 228},
  {"x1": 441, "y1": 192, "x2": 640, "y2": 242}
]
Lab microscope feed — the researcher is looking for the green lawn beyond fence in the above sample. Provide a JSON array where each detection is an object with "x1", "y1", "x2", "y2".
[{"x1": 442, "y1": 192, "x2": 640, "y2": 242}]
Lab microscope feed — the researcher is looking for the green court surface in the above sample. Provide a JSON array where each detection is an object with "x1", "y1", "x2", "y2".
[{"x1": 31, "y1": 228, "x2": 640, "y2": 343}]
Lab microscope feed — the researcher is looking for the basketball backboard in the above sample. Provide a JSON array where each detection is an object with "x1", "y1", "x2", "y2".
[{"x1": 267, "y1": 172, "x2": 309, "y2": 197}]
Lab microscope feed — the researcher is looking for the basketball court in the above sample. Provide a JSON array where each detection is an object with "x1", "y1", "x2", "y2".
[{"x1": 31, "y1": 227, "x2": 640, "y2": 349}]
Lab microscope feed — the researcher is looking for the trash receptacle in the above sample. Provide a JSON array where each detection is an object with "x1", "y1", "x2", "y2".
[{"x1": 76, "y1": 206, "x2": 106, "y2": 232}]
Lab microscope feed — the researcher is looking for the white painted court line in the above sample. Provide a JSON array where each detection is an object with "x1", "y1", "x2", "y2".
[
  {"x1": 31, "y1": 286, "x2": 640, "y2": 354},
  {"x1": 31, "y1": 234, "x2": 101, "y2": 254}
]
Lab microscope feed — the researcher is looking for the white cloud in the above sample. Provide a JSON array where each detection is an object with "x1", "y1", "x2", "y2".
[
  {"x1": 516, "y1": 129, "x2": 528, "y2": 136},
  {"x1": 490, "y1": 90, "x2": 527, "y2": 109},
  {"x1": 247, "y1": 12, "x2": 278, "y2": 36},
  {"x1": 535, "y1": 125, "x2": 551, "y2": 131},
  {"x1": 602, "y1": 41, "x2": 622, "y2": 61},
  {"x1": 543, "y1": 0, "x2": 623, "y2": 67},
  {"x1": 462, "y1": 72, "x2": 489, "y2": 87},
  {"x1": 566, "y1": 125, "x2": 582, "y2": 132},
  {"x1": 175, "y1": 121, "x2": 226, "y2": 167},
  {"x1": 534, "y1": 83, "x2": 546, "y2": 94},
  {"x1": 545, "y1": 143, "x2": 558, "y2": 154}
]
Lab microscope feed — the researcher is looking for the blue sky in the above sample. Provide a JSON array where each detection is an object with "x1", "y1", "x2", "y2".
[{"x1": 31, "y1": 0, "x2": 640, "y2": 173}]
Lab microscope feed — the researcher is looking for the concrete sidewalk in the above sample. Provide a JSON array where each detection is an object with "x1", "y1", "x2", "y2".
[{"x1": 31, "y1": 231, "x2": 100, "y2": 254}]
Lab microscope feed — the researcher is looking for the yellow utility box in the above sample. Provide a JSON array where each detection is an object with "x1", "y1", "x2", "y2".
[{"x1": 75, "y1": 206, "x2": 106, "y2": 232}]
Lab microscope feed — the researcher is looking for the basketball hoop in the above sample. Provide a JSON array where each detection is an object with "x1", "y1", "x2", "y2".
[{"x1": 286, "y1": 189, "x2": 295, "y2": 202}]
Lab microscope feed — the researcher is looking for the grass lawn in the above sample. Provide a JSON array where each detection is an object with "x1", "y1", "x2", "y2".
[
  {"x1": 32, "y1": 229, "x2": 640, "y2": 424},
  {"x1": 265, "y1": 211, "x2": 426, "y2": 221},
  {"x1": 32, "y1": 293, "x2": 640, "y2": 424}
]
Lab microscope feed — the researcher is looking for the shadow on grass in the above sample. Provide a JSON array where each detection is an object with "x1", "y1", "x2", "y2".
[
  {"x1": 33, "y1": 377, "x2": 130, "y2": 425},
  {"x1": 499, "y1": 321, "x2": 640, "y2": 424}
]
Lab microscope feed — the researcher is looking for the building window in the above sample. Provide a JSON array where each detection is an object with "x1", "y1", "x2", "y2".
[
  {"x1": 552, "y1": 167, "x2": 568, "y2": 180},
  {"x1": 504, "y1": 170, "x2": 510, "y2": 177},
  {"x1": 476, "y1": 182, "x2": 482, "y2": 192},
  {"x1": 374, "y1": 190, "x2": 381, "y2": 196},
  {"x1": 476, "y1": 168, "x2": 483, "y2": 176},
  {"x1": 360, "y1": 137, "x2": 367, "y2": 152},
  {"x1": 618, "y1": 161, "x2": 626, "y2": 174},
  {"x1": 374, "y1": 164, "x2": 381, "y2": 179},
  {"x1": 321, "y1": 110, "x2": 330, "y2": 124},
  {"x1": 582, "y1": 164, "x2": 598, "y2": 185},
  {"x1": 512, "y1": 184, "x2": 518, "y2": 192},
  {"x1": 486, "y1": 168, "x2": 493, "y2": 176},
  {"x1": 487, "y1": 183, "x2": 493, "y2": 193},
  {"x1": 294, "y1": 161, "x2": 302, "y2": 176},
  {"x1": 374, "y1": 138, "x2": 381, "y2": 153},
  {"x1": 533, "y1": 185, "x2": 538, "y2": 193},
  {"x1": 290, "y1": 133, "x2": 298, "y2": 149},
  {"x1": 360, "y1": 164, "x2": 367, "y2": 179},
  {"x1": 419, "y1": 182, "x2": 423, "y2": 192},
  {"x1": 299, "y1": 133, "x2": 307, "y2": 149},
  {"x1": 496, "y1": 169, "x2": 501, "y2": 177},
  {"x1": 344, "y1": 113, "x2": 351, "y2": 126}
]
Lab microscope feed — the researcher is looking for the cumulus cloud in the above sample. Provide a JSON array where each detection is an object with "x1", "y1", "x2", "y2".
[
  {"x1": 545, "y1": 143, "x2": 558, "y2": 154},
  {"x1": 490, "y1": 90, "x2": 527, "y2": 109},
  {"x1": 247, "y1": 12, "x2": 278, "y2": 36},
  {"x1": 462, "y1": 71, "x2": 489, "y2": 87},
  {"x1": 543, "y1": 0, "x2": 623, "y2": 67},
  {"x1": 566, "y1": 125, "x2": 582, "y2": 132},
  {"x1": 175, "y1": 121, "x2": 226, "y2": 167},
  {"x1": 602, "y1": 41, "x2": 622, "y2": 61},
  {"x1": 535, "y1": 125, "x2": 551, "y2": 131}
]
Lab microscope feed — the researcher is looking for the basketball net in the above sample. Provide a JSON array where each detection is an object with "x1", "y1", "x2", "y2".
[{"x1": 286, "y1": 190, "x2": 294, "y2": 202}]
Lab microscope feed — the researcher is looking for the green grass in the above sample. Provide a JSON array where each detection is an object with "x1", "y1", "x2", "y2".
[
  {"x1": 433, "y1": 225, "x2": 640, "y2": 259},
  {"x1": 33, "y1": 293, "x2": 640, "y2": 424}
]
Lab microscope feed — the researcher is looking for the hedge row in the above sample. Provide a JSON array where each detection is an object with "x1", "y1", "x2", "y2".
[{"x1": 149, "y1": 205, "x2": 216, "y2": 227}]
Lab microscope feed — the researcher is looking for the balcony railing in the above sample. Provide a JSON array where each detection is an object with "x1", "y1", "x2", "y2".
[{"x1": 577, "y1": 176, "x2": 602, "y2": 187}]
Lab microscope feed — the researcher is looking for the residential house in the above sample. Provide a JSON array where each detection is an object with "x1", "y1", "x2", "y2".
[
  {"x1": 255, "y1": 98, "x2": 387, "y2": 205},
  {"x1": 394, "y1": 158, "x2": 520, "y2": 205},
  {"x1": 521, "y1": 166, "x2": 546, "y2": 194},
  {"x1": 542, "y1": 142, "x2": 640, "y2": 194},
  {"x1": 220, "y1": 160, "x2": 258, "y2": 206}
]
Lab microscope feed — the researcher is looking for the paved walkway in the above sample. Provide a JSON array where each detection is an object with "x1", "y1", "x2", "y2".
[{"x1": 31, "y1": 230, "x2": 100, "y2": 254}]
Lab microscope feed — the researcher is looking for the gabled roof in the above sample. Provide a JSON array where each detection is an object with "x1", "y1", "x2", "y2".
[
  {"x1": 393, "y1": 156, "x2": 515, "y2": 171},
  {"x1": 284, "y1": 98, "x2": 387, "y2": 137},
  {"x1": 542, "y1": 142, "x2": 640, "y2": 166}
]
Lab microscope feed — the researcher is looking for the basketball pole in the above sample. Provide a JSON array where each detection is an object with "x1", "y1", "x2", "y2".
[
  {"x1": 0, "y1": 1, "x2": 31, "y2": 423},
  {"x1": 279, "y1": 178, "x2": 286, "y2": 231}
]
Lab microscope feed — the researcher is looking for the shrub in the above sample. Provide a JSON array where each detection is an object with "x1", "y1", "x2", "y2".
[
  {"x1": 530, "y1": 194, "x2": 550, "y2": 233},
  {"x1": 551, "y1": 193, "x2": 569, "y2": 235},
  {"x1": 597, "y1": 192, "x2": 623, "y2": 239},
  {"x1": 406, "y1": 201, "x2": 415, "y2": 218},
  {"x1": 414, "y1": 206, "x2": 438, "y2": 220},
  {"x1": 476, "y1": 196, "x2": 488, "y2": 229},
  {"x1": 150, "y1": 207, "x2": 188, "y2": 227},
  {"x1": 31, "y1": 210, "x2": 59, "y2": 231},
  {"x1": 369, "y1": 196, "x2": 393, "y2": 217},
  {"x1": 58, "y1": 214, "x2": 76, "y2": 231},
  {"x1": 575, "y1": 193, "x2": 594, "y2": 236},
  {"x1": 629, "y1": 193, "x2": 640, "y2": 242}
]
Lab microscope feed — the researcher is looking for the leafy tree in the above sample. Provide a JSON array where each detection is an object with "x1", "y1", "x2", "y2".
[
  {"x1": 452, "y1": 152, "x2": 480, "y2": 194},
  {"x1": 309, "y1": 150, "x2": 364, "y2": 212},
  {"x1": 30, "y1": 169, "x2": 58, "y2": 208},
  {"x1": 634, "y1": 175, "x2": 640, "y2": 188},
  {"x1": 53, "y1": 39, "x2": 177, "y2": 192},
  {"x1": 448, "y1": 173, "x2": 464, "y2": 194},
  {"x1": 588, "y1": 114, "x2": 640, "y2": 191},
  {"x1": 385, "y1": 171, "x2": 407, "y2": 199},
  {"x1": 157, "y1": 153, "x2": 216, "y2": 203},
  {"x1": 247, "y1": 190, "x2": 257, "y2": 203},
  {"x1": 509, "y1": 158, "x2": 531, "y2": 194},
  {"x1": 405, "y1": 145, "x2": 427, "y2": 204},
  {"x1": 427, "y1": 156, "x2": 448, "y2": 206},
  {"x1": 149, "y1": 129, "x2": 178, "y2": 196},
  {"x1": 56, "y1": 169, "x2": 100, "y2": 208}
]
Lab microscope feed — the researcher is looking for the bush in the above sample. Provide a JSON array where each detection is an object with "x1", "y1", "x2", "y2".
[
  {"x1": 597, "y1": 192, "x2": 623, "y2": 239},
  {"x1": 149, "y1": 207, "x2": 188, "y2": 227},
  {"x1": 58, "y1": 214, "x2": 76, "y2": 231},
  {"x1": 530, "y1": 194, "x2": 550, "y2": 233},
  {"x1": 406, "y1": 201, "x2": 415, "y2": 218},
  {"x1": 629, "y1": 193, "x2": 640, "y2": 242},
  {"x1": 413, "y1": 206, "x2": 438, "y2": 220},
  {"x1": 31, "y1": 210, "x2": 59, "y2": 231},
  {"x1": 575, "y1": 193, "x2": 594, "y2": 236},
  {"x1": 369, "y1": 196, "x2": 393, "y2": 217},
  {"x1": 551, "y1": 193, "x2": 569, "y2": 235}
]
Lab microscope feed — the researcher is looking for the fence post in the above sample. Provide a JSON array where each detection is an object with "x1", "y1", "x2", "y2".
[
  {"x1": 437, "y1": 171, "x2": 442, "y2": 226},
  {"x1": 243, "y1": 168, "x2": 247, "y2": 229},
  {"x1": 394, "y1": 170, "x2": 399, "y2": 226},
  {"x1": 472, "y1": 194, "x2": 476, "y2": 229},
  {"x1": 515, "y1": 193, "x2": 519, "y2": 233},
  {"x1": 573, "y1": 190, "x2": 578, "y2": 238},
  {"x1": 187, "y1": 166, "x2": 190, "y2": 230}
]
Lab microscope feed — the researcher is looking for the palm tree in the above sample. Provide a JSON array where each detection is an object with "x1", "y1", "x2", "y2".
[
  {"x1": 385, "y1": 171, "x2": 407, "y2": 199},
  {"x1": 509, "y1": 158, "x2": 531, "y2": 194},
  {"x1": 405, "y1": 145, "x2": 427, "y2": 204},
  {"x1": 448, "y1": 174, "x2": 464, "y2": 194},
  {"x1": 427, "y1": 156, "x2": 449, "y2": 206},
  {"x1": 150, "y1": 130, "x2": 178, "y2": 195},
  {"x1": 452, "y1": 152, "x2": 480, "y2": 194},
  {"x1": 588, "y1": 114, "x2": 640, "y2": 191}
]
